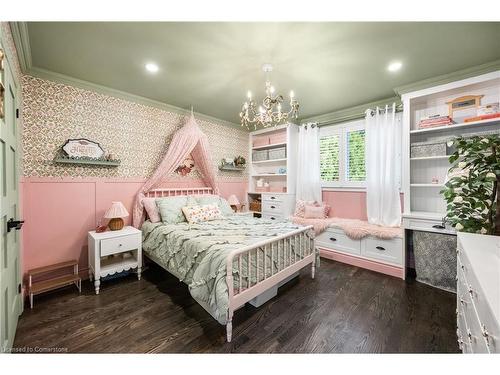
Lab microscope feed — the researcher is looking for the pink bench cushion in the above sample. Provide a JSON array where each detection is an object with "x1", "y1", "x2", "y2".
[{"x1": 291, "y1": 216, "x2": 402, "y2": 240}]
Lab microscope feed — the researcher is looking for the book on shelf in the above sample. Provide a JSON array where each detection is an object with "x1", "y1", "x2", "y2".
[{"x1": 463, "y1": 112, "x2": 500, "y2": 123}]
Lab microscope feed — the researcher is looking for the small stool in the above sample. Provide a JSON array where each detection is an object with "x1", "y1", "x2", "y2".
[{"x1": 27, "y1": 260, "x2": 81, "y2": 308}]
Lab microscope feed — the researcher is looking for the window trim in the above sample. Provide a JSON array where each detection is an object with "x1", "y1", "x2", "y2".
[{"x1": 320, "y1": 119, "x2": 366, "y2": 189}]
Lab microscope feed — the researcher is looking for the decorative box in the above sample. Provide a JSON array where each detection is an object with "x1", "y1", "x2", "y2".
[
  {"x1": 253, "y1": 135, "x2": 269, "y2": 148},
  {"x1": 252, "y1": 150, "x2": 268, "y2": 162},
  {"x1": 268, "y1": 147, "x2": 286, "y2": 160},
  {"x1": 269, "y1": 131, "x2": 286, "y2": 145},
  {"x1": 410, "y1": 140, "x2": 447, "y2": 158}
]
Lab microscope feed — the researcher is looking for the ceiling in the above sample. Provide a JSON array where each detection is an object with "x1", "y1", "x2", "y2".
[{"x1": 25, "y1": 22, "x2": 500, "y2": 124}]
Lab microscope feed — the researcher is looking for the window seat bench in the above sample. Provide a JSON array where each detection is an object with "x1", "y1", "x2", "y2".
[{"x1": 291, "y1": 217, "x2": 404, "y2": 279}]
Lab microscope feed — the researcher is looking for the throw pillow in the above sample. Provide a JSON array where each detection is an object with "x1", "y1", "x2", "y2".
[{"x1": 181, "y1": 204, "x2": 224, "y2": 224}]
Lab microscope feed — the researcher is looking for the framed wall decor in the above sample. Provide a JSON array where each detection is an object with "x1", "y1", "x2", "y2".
[{"x1": 62, "y1": 138, "x2": 105, "y2": 159}]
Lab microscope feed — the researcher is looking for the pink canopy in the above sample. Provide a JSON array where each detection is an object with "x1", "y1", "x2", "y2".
[{"x1": 132, "y1": 114, "x2": 220, "y2": 228}]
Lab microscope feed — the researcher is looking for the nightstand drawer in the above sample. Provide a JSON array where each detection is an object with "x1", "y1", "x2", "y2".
[{"x1": 100, "y1": 235, "x2": 141, "y2": 257}]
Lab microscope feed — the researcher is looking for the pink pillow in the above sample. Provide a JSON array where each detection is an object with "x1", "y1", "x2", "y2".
[
  {"x1": 294, "y1": 200, "x2": 316, "y2": 217},
  {"x1": 304, "y1": 205, "x2": 328, "y2": 219},
  {"x1": 142, "y1": 198, "x2": 161, "y2": 223}
]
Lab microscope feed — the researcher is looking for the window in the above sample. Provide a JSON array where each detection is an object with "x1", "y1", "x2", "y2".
[{"x1": 319, "y1": 120, "x2": 366, "y2": 188}]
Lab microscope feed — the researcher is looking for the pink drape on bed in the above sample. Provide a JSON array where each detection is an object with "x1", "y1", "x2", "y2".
[{"x1": 132, "y1": 114, "x2": 220, "y2": 228}]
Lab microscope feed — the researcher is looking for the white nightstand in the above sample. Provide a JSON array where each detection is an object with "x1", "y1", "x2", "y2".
[{"x1": 88, "y1": 226, "x2": 142, "y2": 294}]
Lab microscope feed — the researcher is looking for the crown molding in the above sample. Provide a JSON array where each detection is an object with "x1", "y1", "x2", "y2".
[
  {"x1": 301, "y1": 96, "x2": 402, "y2": 126},
  {"x1": 393, "y1": 59, "x2": 500, "y2": 96},
  {"x1": 9, "y1": 21, "x2": 31, "y2": 72}
]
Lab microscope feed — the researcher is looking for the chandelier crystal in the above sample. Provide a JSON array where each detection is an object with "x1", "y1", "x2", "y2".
[{"x1": 240, "y1": 64, "x2": 299, "y2": 130}]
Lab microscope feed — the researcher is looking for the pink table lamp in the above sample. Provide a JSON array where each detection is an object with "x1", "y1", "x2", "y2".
[
  {"x1": 104, "y1": 201, "x2": 129, "y2": 231},
  {"x1": 227, "y1": 194, "x2": 240, "y2": 212}
]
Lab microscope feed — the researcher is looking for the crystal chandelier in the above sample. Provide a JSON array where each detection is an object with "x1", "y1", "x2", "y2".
[{"x1": 240, "y1": 64, "x2": 299, "y2": 130}]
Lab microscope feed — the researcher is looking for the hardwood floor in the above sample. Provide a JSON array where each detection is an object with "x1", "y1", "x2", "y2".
[{"x1": 13, "y1": 259, "x2": 459, "y2": 353}]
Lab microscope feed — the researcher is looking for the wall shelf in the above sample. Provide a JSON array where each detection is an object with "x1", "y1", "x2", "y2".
[
  {"x1": 218, "y1": 165, "x2": 246, "y2": 171},
  {"x1": 410, "y1": 118, "x2": 500, "y2": 135},
  {"x1": 252, "y1": 158, "x2": 287, "y2": 164},
  {"x1": 410, "y1": 155, "x2": 450, "y2": 161},
  {"x1": 410, "y1": 183, "x2": 445, "y2": 187},
  {"x1": 252, "y1": 142, "x2": 287, "y2": 150},
  {"x1": 251, "y1": 174, "x2": 287, "y2": 177},
  {"x1": 54, "y1": 157, "x2": 121, "y2": 167}
]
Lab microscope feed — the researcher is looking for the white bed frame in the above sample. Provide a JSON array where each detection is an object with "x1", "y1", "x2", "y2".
[{"x1": 145, "y1": 187, "x2": 316, "y2": 342}]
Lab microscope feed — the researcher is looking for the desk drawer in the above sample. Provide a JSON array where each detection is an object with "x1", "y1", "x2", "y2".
[
  {"x1": 101, "y1": 235, "x2": 141, "y2": 257},
  {"x1": 361, "y1": 237, "x2": 403, "y2": 266},
  {"x1": 404, "y1": 217, "x2": 455, "y2": 234}
]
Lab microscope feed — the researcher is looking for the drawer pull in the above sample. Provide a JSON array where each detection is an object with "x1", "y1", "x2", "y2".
[
  {"x1": 270, "y1": 217, "x2": 276, "y2": 220},
  {"x1": 270, "y1": 197, "x2": 276, "y2": 200},
  {"x1": 270, "y1": 205, "x2": 276, "y2": 209},
  {"x1": 329, "y1": 237, "x2": 337, "y2": 242},
  {"x1": 119, "y1": 243, "x2": 123, "y2": 247},
  {"x1": 467, "y1": 330, "x2": 472, "y2": 341},
  {"x1": 459, "y1": 298, "x2": 465, "y2": 305},
  {"x1": 481, "y1": 325, "x2": 490, "y2": 342},
  {"x1": 468, "y1": 286, "x2": 474, "y2": 296},
  {"x1": 375, "y1": 246, "x2": 386, "y2": 251},
  {"x1": 432, "y1": 224, "x2": 445, "y2": 230}
]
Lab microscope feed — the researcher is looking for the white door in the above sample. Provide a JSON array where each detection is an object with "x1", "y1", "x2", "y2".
[{"x1": 0, "y1": 45, "x2": 22, "y2": 352}]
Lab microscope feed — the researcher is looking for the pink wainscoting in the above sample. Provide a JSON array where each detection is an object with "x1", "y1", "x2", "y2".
[{"x1": 20, "y1": 177, "x2": 247, "y2": 279}]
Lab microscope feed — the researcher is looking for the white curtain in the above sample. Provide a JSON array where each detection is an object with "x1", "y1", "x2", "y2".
[
  {"x1": 296, "y1": 123, "x2": 322, "y2": 202},
  {"x1": 365, "y1": 104, "x2": 402, "y2": 227}
]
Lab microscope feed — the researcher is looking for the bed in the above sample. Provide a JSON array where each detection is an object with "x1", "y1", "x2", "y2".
[{"x1": 141, "y1": 187, "x2": 316, "y2": 342}]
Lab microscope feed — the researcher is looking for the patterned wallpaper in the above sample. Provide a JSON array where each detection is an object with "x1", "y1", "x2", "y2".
[{"x1": 21, "y1": 75, "x2": 249, "y2": 180}]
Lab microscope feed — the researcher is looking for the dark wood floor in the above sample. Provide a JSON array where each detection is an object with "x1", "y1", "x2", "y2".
[{"x1": 13, "y1": 259, "x2": 459, "y2": 353}]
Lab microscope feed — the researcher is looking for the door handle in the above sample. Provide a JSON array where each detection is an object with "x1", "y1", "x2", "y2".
[{"x1": 7, "y1": 218, "x2": 24, "y2": 232}]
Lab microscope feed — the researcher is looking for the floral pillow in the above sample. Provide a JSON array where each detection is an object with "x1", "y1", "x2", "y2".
[
  {"x1": 181, "y1": 204, "x2": 223, "y2": 224},
  {"x1": 156, "y1": 196, "x2": 197, "y2": 224},
  {"x1": 195, "y1": 195, "x2": 234, "y2": 216}
]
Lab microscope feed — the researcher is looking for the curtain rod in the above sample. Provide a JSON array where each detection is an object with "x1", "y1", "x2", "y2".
[{"x1": 313, "y1": 103, "x2": 403, "y2": 127}]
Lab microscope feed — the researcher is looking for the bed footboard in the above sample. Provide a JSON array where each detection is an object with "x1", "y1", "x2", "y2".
[{"x1": 225, "y1": 225, "x2": 315, "y2": 342}]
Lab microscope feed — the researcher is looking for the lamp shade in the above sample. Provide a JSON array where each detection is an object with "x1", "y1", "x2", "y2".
[
  {"x1": 227, "y1": 194, "x2": 240, "y2": 206},
  {"x1": 104, "y1": 201, "x2": 129, "y2": 219}
]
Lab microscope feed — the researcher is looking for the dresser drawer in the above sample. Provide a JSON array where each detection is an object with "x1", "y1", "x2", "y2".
[
  {"x1": 458, "y1": 254, "x2": 500, "y2": 353},
  {"x1": 361, "y1": 237, "x2": 403, "y2": 266},
  {"x1": 100, "y1": 234, "x2": 141, "y2": 257},
  {"x1": 262, "y1": 193, "x2": 283, "y2": 203},
  {"x1": 457, "y1": 307, "x2": 468, "y2": 352},
  {"x1": 316, "y1": 229, "x2": 361, "y2": 256},
  {"x1": 262, "y1": 213, "x2": 283, "y2": 221},
  {"x1": 262, "y1": 201, "x2": 283, "y2": 214}
]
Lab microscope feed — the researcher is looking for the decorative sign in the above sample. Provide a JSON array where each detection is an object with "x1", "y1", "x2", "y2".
[{"x1": 62, "y1": 139, "x2": 104, "y2": 159}]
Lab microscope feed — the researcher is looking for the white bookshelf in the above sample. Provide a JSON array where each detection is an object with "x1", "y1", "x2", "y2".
[
  {"x1": 247, "y1": 123, "x2": 298, "y2": 218},
  {"x1": 402, "y1": 70, "x2": 500, "y2": 224}
]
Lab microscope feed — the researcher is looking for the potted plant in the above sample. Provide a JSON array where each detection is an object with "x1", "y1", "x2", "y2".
[{"x1": 441, "y1": 134, "x2": 500, "y2": 235}]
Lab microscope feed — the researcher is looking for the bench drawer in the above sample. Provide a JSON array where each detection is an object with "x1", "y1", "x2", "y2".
[
  {"x1": 100, "y1": 234, "x2": 141, "y2": 257},
  {"x1": 361, "y1": 237, "x2": 403, "y2": 266},
  {"x1": 316, "y1": 229, "x2": 361, "y2": 256}
]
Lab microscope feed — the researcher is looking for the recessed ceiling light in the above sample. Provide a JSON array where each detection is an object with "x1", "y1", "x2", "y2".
[
  {"x1": 387, "y1": 61, "x2": 402, "y2": 72},
  {"x1": 145, "y1": 63, "x2": 159, "y2": 73}
]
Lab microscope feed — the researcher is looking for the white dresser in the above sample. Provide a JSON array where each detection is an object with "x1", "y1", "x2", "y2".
[
  {"x1": 260, "y1": 192, "x2": 295, "y2": 220},
  {"x1": 456, "y1": 233, "x2": 500, "y2": 353}
]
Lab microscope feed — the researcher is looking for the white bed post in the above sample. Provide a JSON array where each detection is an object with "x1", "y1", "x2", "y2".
[
  {"x1": 226, "y1": 259, "x2": 234, "y2": 343},
  {"x1": 311, "y1": 241, "x2": 317, "y2": 279}
]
